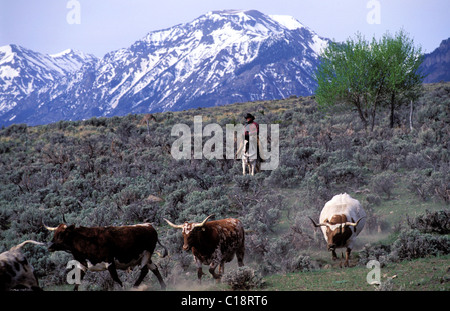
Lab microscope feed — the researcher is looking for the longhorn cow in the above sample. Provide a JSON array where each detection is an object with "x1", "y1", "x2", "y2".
[
  {"x1": 45, "y1": 222, "x2": 167, "y2": 290},
  {"x1": 164, "y1": 215, "x2": 245, "y2": 282},
  {"x1": 0, "y1": 240, "x2": 44, "y2": 291},
  {"x1": 309, "y1": 193, "x2": 366, "y2": 267}
]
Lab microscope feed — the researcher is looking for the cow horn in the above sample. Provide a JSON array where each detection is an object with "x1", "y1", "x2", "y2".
[
  {"x1": 308, "y1": 216, "x2": 329, "y2": 228},
  {"x1": 43, "y1": 222, "x2": 58, "y2": 231},
  {"x1": 164, "y1": 218, "x2": 184, "y2": 229},
  {"x1": 192, "y1": 214, "x2": 215, "y2": 228},
  {"x1": 344, "y1": 217, "x2": 365, "y2": 227}
]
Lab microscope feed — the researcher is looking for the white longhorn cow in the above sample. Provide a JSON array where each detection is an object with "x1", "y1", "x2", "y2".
[{"x1": 309, "y1": 193, "x2": 366, "y2": 266}]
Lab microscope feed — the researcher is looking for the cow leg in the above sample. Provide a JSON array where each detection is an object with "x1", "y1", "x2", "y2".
[
  {"x1": 344, "y1": 248, "x2": 351, "y2": 267},
  {"x1": 134, "y1": 250, "x2": 150, "y2": 287},
  {"x1": 242, "y1": 160, "x2": 246, "y2": 175},
  {"x1": 148, "y1": 261, "x2": 166, "y2": 290},
  {"x1": 134, "y1": 265, "x2": 149, "y2": 287},
  {"x1": 31, "y1": 271, "x2": 43, "y2": 291},
  {"x1": 331, "y1": 249, "x2": 338, "y2": 261},
  {"x1": 236, "y1": 249, "x2": 245, "y2": 267},
  {"x1": 197, "y1": 267, "x2": 205, "y2": 283},
  {"x1": 195, "y1": 257, "x2": 205, "y2": 284},
  {"x1": 107, "y1": 262, "x2": 123, "y2": 287},
  {"x1": 209, "y1": 261, "x2": 221, "y2": 282},
  {"x1": 250, "y1": 162, "x2": 255, "y2": 176},
  {"x1": 218, "y1": 262, "x2": 225, "y2": 275}
]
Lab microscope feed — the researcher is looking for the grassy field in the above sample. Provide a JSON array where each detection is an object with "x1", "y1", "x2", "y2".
[
  {"x1": 46, "y1": 254, "x2": 450, "y2": 291},
  {"x1": 262, "y1": 255, "x2": 450, "y2": 291},
  {"x1": 1, "y1": 83, "x2": 448, "y2": 292},
  {"x1": 258, "y1": 181, "x2": 449, "y2": 291}
]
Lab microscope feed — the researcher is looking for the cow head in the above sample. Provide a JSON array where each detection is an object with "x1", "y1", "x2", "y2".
[
  {"x1": 308, "y1": 216, "x2": 364, "y2": 251},
  {"x1": 44, "y1": 223, "x2": 76, "y2": 252},
  {"x1": 164, "y1": 215, "x2": 214, "y2": 251}
]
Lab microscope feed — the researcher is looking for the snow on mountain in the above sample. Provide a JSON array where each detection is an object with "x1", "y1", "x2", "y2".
[
  {"x1": 0, "y1": 44, "x2": 97, "y2": 121},
  {"x1": 50, "y1": 49, "x2": 98, "y2": 73},
  {"x1": 0, "y1": 10, "x2": 328, "y2": 126},
  {"x1": 269, "y1": 14, "x2": 305, "y2": 30}
]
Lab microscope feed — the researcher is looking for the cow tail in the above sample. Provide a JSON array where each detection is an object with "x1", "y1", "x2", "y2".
[
  {"x1": 10, "y1": 240, "x2": 45, "y2": 251},
  {"x1": 157, "y1": 238, "x2": 168, "y2": 258}
]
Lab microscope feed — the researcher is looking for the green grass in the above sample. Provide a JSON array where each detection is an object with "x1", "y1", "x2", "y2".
[
  {"x1": 371, "y1": 183, "x2": 445, "y2": 226},
  {"x1": 262, "y1": 255, "x2": 450, "y2": 291},
  {"x1": 45, "y1": 254, "x2": 449, "y2": 291}
]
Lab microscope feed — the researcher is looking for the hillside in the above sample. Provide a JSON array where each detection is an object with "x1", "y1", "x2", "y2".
[{"x1": 0, "y1": 82, "x2": 449, "y2": 291}]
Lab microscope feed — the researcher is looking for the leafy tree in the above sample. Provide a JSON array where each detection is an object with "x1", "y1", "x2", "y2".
[
  {"x1": 315, "y1": 33, "x2": 379, "y2": 130},
  {"x1": 315, "y1": 31, "x2": 424, "y2": 131},
  {"x1": 376, "y1": 30, "x2": 425, "y2": 128}
]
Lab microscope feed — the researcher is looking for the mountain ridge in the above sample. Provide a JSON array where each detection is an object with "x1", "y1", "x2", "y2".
[
  {"x1": 0, "y1": 10, "x2": 330, "y2": 126},
  {"x1": 421, "y1": 38, "x2": 450, "y2": 83},
  {"x1": 1, "y1": 11, "x2": 447, "y2": 127},
  {"x1": 0, "y1": 44, "x2": 97, "y2": 123}
]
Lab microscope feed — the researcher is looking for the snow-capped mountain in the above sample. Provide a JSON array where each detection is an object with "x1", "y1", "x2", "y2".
[
  {"x1": 0, "y1": 45, "x2": 97, "y2": 123},
  {"x1": 0, "y1": 10, "x2": 328, "y2": 126}
]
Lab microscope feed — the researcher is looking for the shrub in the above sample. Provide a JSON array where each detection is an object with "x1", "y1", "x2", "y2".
[
  {"x1": 366, "y1": 194, "x2": 381, "y2": 206},
  {"x1": 407, "y1": 210, "x2": 450, "y2": 234},
  {"x1": 428, "y1": 166, "x2": 450, "y2": 203},
  {"x1": 388, "y1": 229, "x2": 450, "y2": 262},
  {"x1": 406, "y1": 169, "x2": 433, "y2": 201},
  {"x1": 286, "y1": 254, "x2": 317, "y2": 273},
  {"x1": 223, "y1": 266, "x2": 265, "y2": 290},
  {"x1": 407, "y1": 166, "x2": 450, "y2": 203},
  {"x1": 370, "y1": 171, "x2": 396, "y2": 199},
  {"x1": 358, "y1": 244, "x2": 391, "y2": 267},
  {"x1": 267, "y1": 165, "x2": 301, "y2": 188}
]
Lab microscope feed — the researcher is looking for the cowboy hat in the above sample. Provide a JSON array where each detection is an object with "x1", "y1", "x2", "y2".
[{"x1": 244, "y1": 113, "x2": 255, "y2": 120}]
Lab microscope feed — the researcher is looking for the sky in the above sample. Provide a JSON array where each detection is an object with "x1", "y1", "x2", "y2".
[{"x1": 0, "y1": 0, "x2": 449, "y2": 58}]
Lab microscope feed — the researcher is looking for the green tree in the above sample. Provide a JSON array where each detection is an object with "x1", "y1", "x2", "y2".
[
  {"x1": 376, "y1": 30, "x2": 425, "y2": 128},
  {"x1": 315, "y1": 31, "x2": 424, "y2": 131}
]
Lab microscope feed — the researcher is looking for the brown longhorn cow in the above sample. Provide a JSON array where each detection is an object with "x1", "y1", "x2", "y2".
[
  {"x1": 45, "y1": 222, "x2": 167, "y2": 290},
  {"x1": 164, "y1": 215, "x2": 245, "y2": 283}
]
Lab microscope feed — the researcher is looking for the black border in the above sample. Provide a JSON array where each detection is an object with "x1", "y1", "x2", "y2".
[{"x1": 4, "y1": 291, "x2": 446, "y2": 310}]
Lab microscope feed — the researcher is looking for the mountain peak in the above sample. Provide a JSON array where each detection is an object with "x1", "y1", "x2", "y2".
[
  {"x1": 50, "y1": 49, "x2": 74, "y2": 58},
  {"x1": 1, "y1": 10, "x2": 329, "y2": 126},
  {"x1": 208, "y1": 9, "x2": 265, "y2": 17},
  {"x1": 210, "y1": 9, "x2": 252, "y2": 14},
  {"x1": 269, "y1": 15, "x2": 305, "y2": 30}
]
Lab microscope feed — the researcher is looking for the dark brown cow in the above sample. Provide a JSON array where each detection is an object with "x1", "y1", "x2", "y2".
[
  {"x1": 0, "y1": 240, "x2": 44, "y2": 291},
  {"x1": 45, "y1": 223, "x2": 166, "y2": 290},
  {"x1": 164, "y1": 215, "x2": 245, "y2": 282}
]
